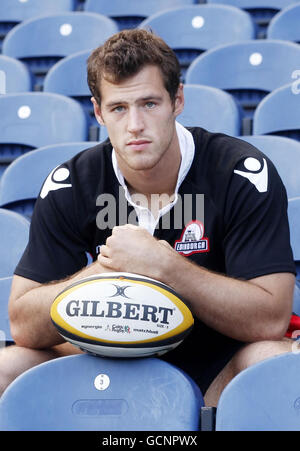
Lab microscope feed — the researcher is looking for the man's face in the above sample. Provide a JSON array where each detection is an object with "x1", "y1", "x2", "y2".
[{"x1": 92, "y1": 65, "x2": 184, "y2": 173}]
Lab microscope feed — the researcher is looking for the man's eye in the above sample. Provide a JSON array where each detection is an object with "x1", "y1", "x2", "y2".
[
  {"x1": 145, "y1": 102, "x2": 156, "y2": 109},
  {"x1": 113, "y1": 106, "x2": 125, "y2": 113}
]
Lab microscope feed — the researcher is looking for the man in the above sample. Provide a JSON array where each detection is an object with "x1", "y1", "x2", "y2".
[{"x1": 0, "y1": 29, "x2": 295, "y2": 407}]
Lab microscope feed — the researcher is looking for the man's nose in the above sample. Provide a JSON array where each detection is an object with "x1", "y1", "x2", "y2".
[{"x1": 127, "y1": 107, "x2": 144, "y2": 134}]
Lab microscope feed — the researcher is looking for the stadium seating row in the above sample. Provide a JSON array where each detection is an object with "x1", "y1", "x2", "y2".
[
  {"x1": 0, "y1": 0, "x2": 299, "y2": 43},
  {"x1": 1, "y1": 36, "x2": 299, "y2": 134},
  {"x1": 0, "y1": 347, "x2": 299, "y2": 430},
  {"x1": 0, "y1": 82, "x2": 299, "y2": 175},
  {"x1": 0, "y1": 4, "x2": 300, "y2": 87}
]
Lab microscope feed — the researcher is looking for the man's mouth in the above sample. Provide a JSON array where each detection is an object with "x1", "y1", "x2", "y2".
[{"x1": 127, "y1": 139, "x2": 151, "y2": 150}]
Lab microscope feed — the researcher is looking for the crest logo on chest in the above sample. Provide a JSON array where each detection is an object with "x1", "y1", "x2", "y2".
[{"x1": 174, "y1": 220, "x2": 209, "y2": 256}]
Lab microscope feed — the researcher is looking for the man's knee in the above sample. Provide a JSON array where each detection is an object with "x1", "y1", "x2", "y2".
[
  {"x1": 230, "y1": 338, "x2": 293, "y2": 376},
  {"x1": 0, "y1": 345, "x2": 61, "y2": 396},
  {"x1": 0, "y1": 342, "x2": 84, "y2": 396}
]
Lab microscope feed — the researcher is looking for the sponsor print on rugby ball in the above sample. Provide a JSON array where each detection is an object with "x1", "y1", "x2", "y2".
[{"x1": 51, "y1": 272, "x2": 194, "y2": 358}]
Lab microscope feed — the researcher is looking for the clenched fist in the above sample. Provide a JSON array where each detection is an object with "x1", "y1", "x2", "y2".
[{"x1": 98, "y1": 224, "x2": 176, "y2": 280}]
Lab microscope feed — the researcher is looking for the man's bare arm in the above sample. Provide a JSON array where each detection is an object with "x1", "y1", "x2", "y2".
[{"x1": 9, "y1": 260, "x2": 112, "y2": 349}]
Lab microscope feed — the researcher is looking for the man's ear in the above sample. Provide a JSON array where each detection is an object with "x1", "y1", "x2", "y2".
[
  {"x1": 174, "y1": 83, "x2": 184, "y2": 117},
  {"x1": 91, "y1": 97, "x2": 105, "y2": 126}
]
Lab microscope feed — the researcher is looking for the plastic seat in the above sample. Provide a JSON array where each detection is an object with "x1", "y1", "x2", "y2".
[
  {"x1": 178, "y1": 84, "x2": 242, "y2": 136},
  {"x1": 288, "y1": 197, "x2": 300, "y2": 277},
  {"x1": 0, "y1": 92, "x2": 89, "y2": 176},
  {"x1": 267, "y1": 4, "x2": 300, "y2": 43},
  {"x1": 140, "y1": 4, "x2": 255, "y2": 79},
  {"x1": 0, "y1": 209, "x2": 30, "y2": 278},
  {"x1": 185, "y1": 40, "x2": 300, "y2": 123},
  {"x1": 0, "y1": 0, "x2": 75, "y2": 50},
  {"x1": 44, "y1": 50, "x2": 95, "y2": 125},
  {"x1": 0, "y1": 54, "x2": 32, "y2": 94},
  {"x1": 43, "y1": 51, "x2": 108, "y2": 140},
  {"x1": 0, "y1": 276, "x2": 13, "y2": 344},
  {"x1": 215, "y1": 352, "x2": 300, "y2": 430},
  {"x1": 288, "y1": 198, "x2": 300, "y2": 318},
  {"x1": 240, "y1": 135, "x2": 300, "y2": 199},
  {"x1": 0, "y1": 354, "x2": 204, "y2": 431},
  {"x1": 253, "y1": 83, "x2": 300, "y2": 140},
  {"x1": 2, "y1": 12, "x2": 118, "y2": 88},
  {"x1": 0, "y1": 142, "x2": 98, "y2": 219},
  {"x1": 207, "y1": 0, "x2": 296, "y2": 38},
  {"x1": 84, "y1": 0, "x2": 196, "y2": 30}
]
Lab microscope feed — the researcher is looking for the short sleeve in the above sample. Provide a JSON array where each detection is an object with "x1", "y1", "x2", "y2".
[
  {"x1": 14, "y1": 165, "x2": 88, "y2": 283},
  {"x1": 223, "y1": 154, "x2": 295, "y2": 280}
]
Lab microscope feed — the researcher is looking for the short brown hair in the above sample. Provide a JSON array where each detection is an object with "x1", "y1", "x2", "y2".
[{"x1": 87, "y1": 29, "x2": 181, "y2": 106}]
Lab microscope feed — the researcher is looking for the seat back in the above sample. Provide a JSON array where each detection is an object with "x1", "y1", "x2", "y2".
[
  {"x1": 267, "y1": 4, "x2": 300, "y2": 43},
  {"x1": 178, "y1": 84, "x2": 241, "y2": 135},
  {"x1": 84, "y1": 0, "x2": 196, "y2": 30},
  {"x1": 140, "y1": 4, "x2": 255, "y2": 78},
  {"x1": 0, "y1": 209, "x2": 30, "y2": 278},
  {"x1": 44, "y1": 50, "x2": 95, "y2": 125},
  {"x1": 2, "y1": 12, "x2": 118, "y2": 87},
  {"x1": 216, "y1": 352, "x2": 300, "y2": 430},
  {"x1": 207, "y1": 0, "x2": 296, "y2": 38},
  {"x1": 0, "y1": 0, "x2": 75, "y2": 50},
  {"x1": 0, "y1": 354, "x2": 204, "y2": 431},
  {"x1": 185, "y1": 40, "x2": 300, "y2": 120},
  {"x1": 253, "y1": 83, "x2": 300, "y2": 140},
  {"x1": 0, "y1": 276, "x2": 13, "y2": 344},
  {"x1": 288, "y1": 197, "x2": 300, "y2": 276},
  {"x1": 0, "y1": 55, "x2": 32, "y2": 93},
  {"x1": 240, "y1": 135, "x2": 300, "y2": 199},
  {"x1": 0, "y1": 142, "x2": 98, "y2": 218},
  {"x1": 0, "y1": 92, "x2": 89, "y2": 175}
]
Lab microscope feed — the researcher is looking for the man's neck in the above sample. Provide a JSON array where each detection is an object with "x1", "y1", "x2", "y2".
[{"x1": 120, "y1": 141, "x2": 181, "y2": 218}]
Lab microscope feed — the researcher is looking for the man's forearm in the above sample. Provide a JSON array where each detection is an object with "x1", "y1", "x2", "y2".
[
  {"x1": 159, "y1": 249, "x2": 294, "y2": 343},
  {"x1": 9, "y1": 261, "x2": 111, "y2": 349}
]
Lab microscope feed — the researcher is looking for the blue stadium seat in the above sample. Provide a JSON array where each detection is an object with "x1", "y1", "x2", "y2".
[
  {"x1": 207, "y1": 0, "x2": 296, "y2": 38},
  {"x1": 185, "y1": 40, "x2": 300, "y2": 126},
  {"x1": 0, "y1": 142, "x2": 98, "y2": 219},
  {"x1": 0, "y1": 0, "x2": 75, "y2": 51},
  {"x1": 84, "y1": 0, "x2": 196, "y2": 30},
  {"x1": 44, "y1": 50, "x2": 95, "y2": 124},
  {"x1": 253, "y1": 83, "x2": 300, "y2": 140},
  {"x1": 178, "y1": 84, "x2": 242, "y2": 135},
  {"x1": 0, "y1": 208, "x2": 30, "y2": 278},
  {"x1": 288, "y1": 197, "x2": 300, "y2": 280},
  {"x1": 215, "y1": 353, "x2": 300, "y2": 430},
  {"x1": 140, "y1": 4, "x2": 255, "y2": 79},
  {"x1": 240, "y1": 135, "x2": 300, "y2": 199},
  {"x1": 2, "y1": 12, "x2": 118, "y2": 89},
  {"x1": 0, "y1": 354, "x2": 204, "y2": 431},
  {"x1": 0, "y1": 92, "x2": 89, "y2": 177},
  {"x1": 293, "y1": 281, "x2": 300, "y2": 317},
  {"x1": 0, "y1": 54, "x2": 32, "y2": 94},
  {"x1": 267, "y1": 3, "x2": 300, "y2": 43},
  {"x1": 0, "y1": 276, "x2": 13, "y2": 344}
]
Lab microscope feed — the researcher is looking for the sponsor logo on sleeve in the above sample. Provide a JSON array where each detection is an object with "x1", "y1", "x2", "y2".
[
  {"x1": 234, "y1": 157, "x2": 268, "y2": 193},
  {"x1": 40, "y1": 166, "x2": 72, "y2": 199}
]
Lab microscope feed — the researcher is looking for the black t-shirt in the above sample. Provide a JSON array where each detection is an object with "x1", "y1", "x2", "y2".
[{"x1": 15, "y1": 127, "x2": 296, "y2": 392}]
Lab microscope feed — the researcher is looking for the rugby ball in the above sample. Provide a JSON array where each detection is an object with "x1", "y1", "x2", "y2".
[{"x1": 51, "y1": 272, "x2": 194, "y2": 358}]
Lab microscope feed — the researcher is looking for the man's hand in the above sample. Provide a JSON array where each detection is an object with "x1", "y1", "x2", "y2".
[{"x1": 98, "y1": 224, "x2": 175, "y2": 280}]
